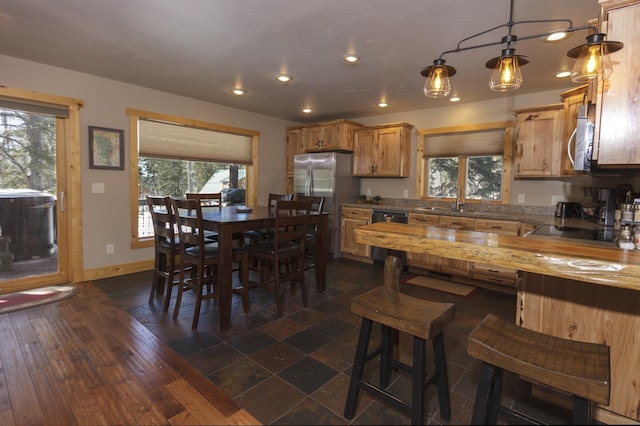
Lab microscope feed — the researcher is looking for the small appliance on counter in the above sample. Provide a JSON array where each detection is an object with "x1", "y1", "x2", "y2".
[{"x1": 555, "y1": 202, "x2": 583, "y2": 218}]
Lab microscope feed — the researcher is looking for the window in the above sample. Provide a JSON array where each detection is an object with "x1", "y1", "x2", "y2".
[
  {"x1": 418, "y1": 122, "x2": 512, "y2": 203},
  {"x1": 128, "y1": 108, "x2": 259, "y2": 247}
]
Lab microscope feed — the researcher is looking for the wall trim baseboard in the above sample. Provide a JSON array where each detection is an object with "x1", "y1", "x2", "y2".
[{"x1": 82, "y1": 259, "x2": 154, "y2": 282}]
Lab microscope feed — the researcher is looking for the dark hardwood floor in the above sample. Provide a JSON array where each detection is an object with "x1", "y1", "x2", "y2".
[{"x1": 0, "y1": 258, "x2": 576, "y2": 425}]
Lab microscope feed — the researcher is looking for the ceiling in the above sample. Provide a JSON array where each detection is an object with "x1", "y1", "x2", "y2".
[{"x1": 0, "y1": 0, "x2": 601, "y2": 123}]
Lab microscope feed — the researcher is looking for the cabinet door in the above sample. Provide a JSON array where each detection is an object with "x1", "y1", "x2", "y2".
[
  {"x1": 514, "y1": 108, "x2": 563, "y2": 177},
  {"x1": 286, "y1": 129, "x2": 302, "y2": 193},
  {"x1": 302, "y1": 126, "x2": 324, "y2": 151},
  {"x1": 319, "y1": 123, "x2": 343, "y2": 150},
  {"x1": 353, "y1": 129, "x2": 376, "y2": 175},
  {"x1": 340, "y1": 208, "x2": 371, "y2": 258},
  {"x1": 474, "y1": 218, "x2": 520, "y2": 235},
  {"x1": 437, "y1": 215, "x2": 473, "y2": 275},
  {"x1": 439, "y1": 215, "x2": 475, "y2": 230},
  {"x1": 374, "y1": 127, "x2": 403, "y2": 176},
  {"x1": 560, "y1": 85, "x2": 590, "y2": 176},
  {"x1": 595, "y1": 1, "x2": 640, "y2": 166}
]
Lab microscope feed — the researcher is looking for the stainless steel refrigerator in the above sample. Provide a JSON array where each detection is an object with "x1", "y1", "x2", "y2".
[{"x1": 294, "y1": 152, "x2": 360, "y2": 259}]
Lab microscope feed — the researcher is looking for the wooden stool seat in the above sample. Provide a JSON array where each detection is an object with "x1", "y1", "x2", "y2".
[
  {"x1": 344, "y1": 286, "x2": 455, "y2": 425},
  {"x1": 467, "y1": 313, "x2": 610, "y2": 424}
]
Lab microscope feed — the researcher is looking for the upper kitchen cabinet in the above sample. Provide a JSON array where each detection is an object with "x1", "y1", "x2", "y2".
[
  {"x1": 353, "y1": 123, "x2": 413, "y2": 177},
  {"x1": 593, "y1": 0, "x2": 640, "y2": 167},
  {"x1": 301, "y1": 119, "x2": 363, "y2": 152},
  {"x1": 285, "y1": 127, "x2": 304, "y2": 193},
  {"x1": 513, "y1": 104, "x2": 564, "y2": 177}
]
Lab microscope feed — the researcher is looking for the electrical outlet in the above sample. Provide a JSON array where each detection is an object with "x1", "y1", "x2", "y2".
[
  {"x1": 517, "y1": 193, "x2": 525, "y2": 203},
  {"x1": 366, "y1": 188, "x2": 371, "y2": 196},
  {"x1": 92, "y1": 182, "x2": 105, "y2": 193},
  {"x1": 403, "y1": 189, "x2": 409, "y2": 198},
  {"x1": 106, "y1": 244, "x2": 114, "y2": 254}
]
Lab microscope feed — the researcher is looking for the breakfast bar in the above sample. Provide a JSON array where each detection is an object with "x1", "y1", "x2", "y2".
[{"x1": 355, "y1": 222, "x2": 640, "y2": 424}]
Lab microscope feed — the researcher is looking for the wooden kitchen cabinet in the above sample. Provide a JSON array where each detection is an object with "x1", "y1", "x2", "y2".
[
  {"x1": 473, "y1": 218, "x2": 519, "y2": 287},
  {"x1": 340, "y1": 207, "x2": 372, "y2": 261},
  {"x1": 513, "y1": 104, "x2": 564, "y2": 177},
  {"x1": 301, "y1": 119, "x2": 363, "y2": 152},
  {"x1": 437, "y1": 215, "x2": 475, "y2": 276},
  {"x1": 593, "y1": 0, "x2": 640, "y2": 167},
  {"x1": 353, "y1": 123, "x2": 413, "y2": 177},
  {"x1": 285, "y1": 127, "x2": 303, "y2": 193}
]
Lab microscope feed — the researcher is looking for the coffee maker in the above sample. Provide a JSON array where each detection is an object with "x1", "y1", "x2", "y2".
[{"x1": 593, "y1": 188, "x2": 616, "y2": 226}]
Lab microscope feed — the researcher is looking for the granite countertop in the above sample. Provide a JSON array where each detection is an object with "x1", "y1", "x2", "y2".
[{"x1": 341, "y1": 200, "x2": 605, "y2": 230}]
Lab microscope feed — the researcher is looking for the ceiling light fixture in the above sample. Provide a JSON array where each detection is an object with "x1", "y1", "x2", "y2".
[
  {"x1": 275, "y1": 73, "x2": 293, "y2": 83},
  {"x1": 302, "y1": 107, "x2": 312, "y2": 114},
  {"x1": 420, "y1": 0, "x2": 623, "y2": 98},
  {"x1": 342, "y1": 54, "x2": 360, "y2": 63},
  {"x1": 378, "y1": 101, "x2": 389, "y2": 108},
  {"x1": 231, "y1": 88, "x2": 246, "y2": 96}
]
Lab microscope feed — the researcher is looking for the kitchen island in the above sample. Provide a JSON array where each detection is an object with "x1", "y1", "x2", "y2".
[{"x1": 355, "y1": 222, "x2": 640, "y2": 424}]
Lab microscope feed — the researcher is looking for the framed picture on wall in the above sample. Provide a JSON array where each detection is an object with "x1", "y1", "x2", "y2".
[{"x1": 89, "y1": 126, "x2": 124, "y2": 170}]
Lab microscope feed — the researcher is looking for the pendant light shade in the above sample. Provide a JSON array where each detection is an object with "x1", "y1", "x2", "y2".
[
  {"x1": 567, "y1": 33, "x2": 623, "y2": 83},
  {"x1": 486, "y1": 48, "x2": 529, "y2": 92},
  {"x1": 421, "y1": 59, "x2": 456, "y2": 98}
]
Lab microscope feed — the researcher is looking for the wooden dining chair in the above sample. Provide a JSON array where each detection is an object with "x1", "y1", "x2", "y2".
[
  {"x1": 245, "y1": 198, "x2": 313, "y2": 318},
  {"x1": 242, "y1": 192, "x2": 293, "y2": 244},
  {"x1": 186, "y1": 192, "x2": 222, "y2": 241},
  {"x1": 293, "y1": 194, "x2": 325, "y2": 271},
  {"x1": 170, "y1": 197, "x2": 250, "y2": 330},
  {"x1": 146, "y1": 195, "x2": 183, "y2": 313}
]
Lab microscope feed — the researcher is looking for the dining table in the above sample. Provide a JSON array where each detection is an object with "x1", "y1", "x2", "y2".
[{"x1": 201, "y1": 205, "x2": 329, "y2": 330}]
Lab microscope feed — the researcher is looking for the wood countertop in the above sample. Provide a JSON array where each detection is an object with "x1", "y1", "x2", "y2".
[{"x1": 355, "y1": 222, "x2": 640, "y2": 292}]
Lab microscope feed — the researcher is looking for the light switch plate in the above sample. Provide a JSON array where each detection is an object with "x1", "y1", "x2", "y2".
[{"x1": 92, "y1": 182, "x2": 105, "y2": 193}]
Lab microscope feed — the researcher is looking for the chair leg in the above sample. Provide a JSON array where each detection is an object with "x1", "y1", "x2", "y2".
[
  {"x1": 239, "y1": 253, "x2": 250, "y2": 313},
  {"x1": 411, "y1": 336, "x2": 427, "y2": 425},
  {"x1": 192, "y1": 268, "x2": 204, "y2": 330},
  {"x1": 344, "y1": 318, "x2": 373, "y2": 419},
  {"x1": 149, "y1": 251, "x2": 165, "y2": 304},
  {"x1": 379, "y1": 325, "x2": 393, "y2": 388},
  {"x1": 433, "y1": 332, "x2": 451, "y2": 422},
  {"x1": 173, "y1": 262, "x2": 187, "y2": 319},
  {"x1": 572, "y1": 396, "x2": 592, "y2": 425},
  {"x1": 471, "y1": 362, "x2": 503, "y2": 425},
  {"x1": 162, "y1": 254, "x2": 177, "y2": 313},
  {"x1": 298, "y1": 256, "x2": 308, "y2": 308},
  {"x1": 274, "y1": 260, "x2": 284, "y2": 318}
]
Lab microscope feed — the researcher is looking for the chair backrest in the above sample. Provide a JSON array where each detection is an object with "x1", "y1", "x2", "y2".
[
  {"x1": 170, "y1": 197, "x2": 207, "y2": 253},
  {"x1": 186, "y1": 192, "x2": 222, "y2": 208},
  {"x1": 272, "y1": 199, "x2": 313, "y2": 259},
  {"x1": 294, "y1": 194, "x2": 325, "y2": 235},
  {"x1": 268, "y1": 193, "x2": 293, "y2": 213},
  {"x1": 146, "y1": 196, "x2": 177, "y2": 248}
]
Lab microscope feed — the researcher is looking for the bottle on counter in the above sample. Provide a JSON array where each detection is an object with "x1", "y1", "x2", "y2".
[{"x1": 619, "y1": 223, "x2": 635, "y2": 249}]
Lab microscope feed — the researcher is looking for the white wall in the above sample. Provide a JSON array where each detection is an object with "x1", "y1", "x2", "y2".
[{"x1": 1, "y1": 54, "x2": 297, "y2": 269}]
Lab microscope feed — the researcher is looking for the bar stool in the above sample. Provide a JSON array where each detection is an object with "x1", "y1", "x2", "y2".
[
  {"x1": 467, "y1": 314, "x2": 611, "y2": 425},
  {"x1": 343, "y1": 286, "x2": 455, "y2": 424}
]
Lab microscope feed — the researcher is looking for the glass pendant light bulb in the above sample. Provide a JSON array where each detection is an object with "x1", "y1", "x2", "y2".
[
  {"x1": 489, "y1": 56, "x2": 523, "y2": 92},
  {"x1": 423, "y1": 64, "x2": 451, "y2": 98},
  {"x1": 570, "y1": 43, "x2": 612, "y2": 83}
]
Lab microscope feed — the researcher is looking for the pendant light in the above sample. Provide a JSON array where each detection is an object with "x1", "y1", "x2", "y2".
[
  {"x1": 419, "y1": 0, "x2": 623, "y2": 99},
  {"x1": 567, "y1": 33, "x2": 623, "y2": 83}
]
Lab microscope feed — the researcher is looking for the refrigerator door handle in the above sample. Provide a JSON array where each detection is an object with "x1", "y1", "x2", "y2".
[{"x1": 307, "y1": 168, "x2": 313, "y2": 195}]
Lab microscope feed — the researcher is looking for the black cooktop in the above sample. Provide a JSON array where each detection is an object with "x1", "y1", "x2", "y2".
[{"x1": 531, "y1": 225, "x2": 617, "y2": 242}]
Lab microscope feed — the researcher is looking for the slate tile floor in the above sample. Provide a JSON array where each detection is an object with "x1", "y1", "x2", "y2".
[{"x1": 95, "y1": 258, "x2": 575, "y2": 425}]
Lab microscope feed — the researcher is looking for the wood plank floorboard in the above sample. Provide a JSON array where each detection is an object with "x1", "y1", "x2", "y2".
[{"x1": 0, "y1": 281, "x2": 260, "y2": 425}]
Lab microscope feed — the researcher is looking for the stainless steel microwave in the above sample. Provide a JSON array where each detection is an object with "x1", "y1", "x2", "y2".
[{"x1": 569, "y1": 103, "x2": 595, "y2": 173}]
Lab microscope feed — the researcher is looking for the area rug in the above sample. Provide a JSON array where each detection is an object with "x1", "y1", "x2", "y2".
[
  {"x1": 405, "y1": 275, "x2": 478, "y2": 297},
  {"x1": 0, "y1": 285, "x2": 79, "y2": 315}
]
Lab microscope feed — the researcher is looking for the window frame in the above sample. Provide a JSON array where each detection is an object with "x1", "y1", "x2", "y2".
[
  {"x1": 417, "y1": 121, "x2": 513, "y2": 204},
  {"x1": 127, "y1": 108, "x2": 259, "y2": 248}
]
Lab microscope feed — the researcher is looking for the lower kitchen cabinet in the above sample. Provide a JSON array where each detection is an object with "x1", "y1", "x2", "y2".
[
  {"x1": 406, "y1": 213, "x2": 440, "y2": 271},
  {"x1": 340, "y1": 207, "x2": 372, "y2": 261}
]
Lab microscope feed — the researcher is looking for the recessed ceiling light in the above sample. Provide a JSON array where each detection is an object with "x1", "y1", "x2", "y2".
[
  {"x1": 275, "y1": 74, "x2": 293, "y2": 83},
  {"x1": 302, "y1": 108, "x2": 312, "y2": 114},
  {"x1": 378, "y1": 101, "x2": 388, "y2": 108},
  {"x1": 546, "y1": 31, "x2": 567, "y2": 42},
  {"x1": 449, "y1": 96, "x2": 461, "y2": 102},
  {"x1": 231, "y1": 88, "x2": 246, "y2": 95},
  {"x1": 342, "y1": 54, "x2": 360, "y2": 63},
  {"x1": 555, "y1": 71, "x2": 571, "y2": 78}
]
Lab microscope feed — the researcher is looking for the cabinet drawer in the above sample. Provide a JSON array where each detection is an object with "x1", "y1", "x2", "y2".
[
  {"x1": 471, "y1": 263, "x2": 518, "y2": 286},
  {"x1": 474, "y1": 219, "x2": 520, "y2": 236},
  {"x1": 342, "y1": 207, "x2": 371, "y2": 220},
  {"x1": 439, "y1": 215, "x2": 475, "y2": 230},
  {"x1": 408, "y1": 212, "x2": 440, "y2": 226}
]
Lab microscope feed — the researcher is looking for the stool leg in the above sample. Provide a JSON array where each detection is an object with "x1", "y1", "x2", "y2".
[
  {"x1": 379, "y1": 325, "x2": 393, "y2": 388},
  {"x1": 432, "y1": 332, "x2": 451, "y2": 422},
  {"x1": 471, "y1": 362, "x2": 503, "y2": 425},
  {"x1": 344, "y1": 318, "x2": 373, "y2": 419},
  {"x1": 411, "y1": 336, "x2": 427, "y2": 425},
  {"x1": 572, "y1": 396, "x2": 592, "y2": 425}
]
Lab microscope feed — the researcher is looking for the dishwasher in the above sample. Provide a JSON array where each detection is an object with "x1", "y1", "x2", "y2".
[{"x1": 370, "y1": 209, "x2": 408, "y2": 265}]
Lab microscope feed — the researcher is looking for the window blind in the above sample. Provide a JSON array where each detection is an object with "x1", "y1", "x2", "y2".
[
  {"x1": 423, "y1": 128, "x2": 505, "y2": 157},
  {"x1": 138, "y1": 119, "x2": 253, "y2": 164},
  {"x1": 0, "y1": 98, "x2": 69, "y2": 118}
]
